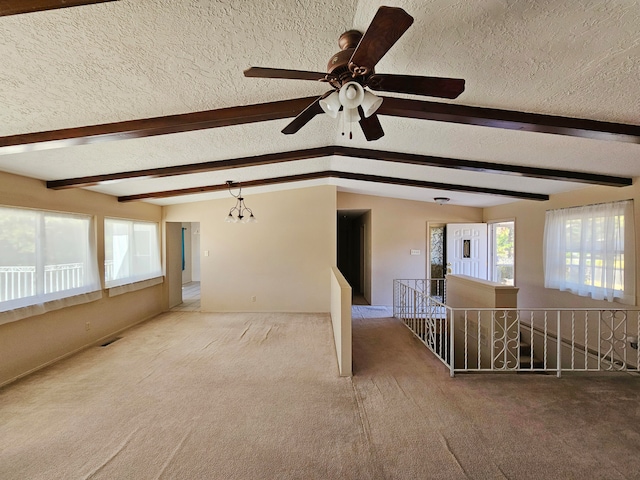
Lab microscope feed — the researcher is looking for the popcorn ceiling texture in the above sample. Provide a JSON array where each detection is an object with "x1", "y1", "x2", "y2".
[
  {"x1": 354, "y1": 0, "x2": 640, "y2": 122},
  {"x1": 0, "y1": 0, "x2": 638, "y2": 206},
  {"x1": 0, "y1": 0, "x2": 357, "y2": 134}
]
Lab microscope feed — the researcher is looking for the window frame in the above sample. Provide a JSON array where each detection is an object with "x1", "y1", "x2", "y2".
[
  {"x1": 104, "y1": 217, "x2": 162, "y2": 289},
  {"x1": 488, "y1": 220, "x2": 515, "y2": 286},
  {"x1": 0, "y1": 205, "x2": 102, "y2": 323},
  {"x1": 543, "y1": 200, "x2": 635, "y2": 304}
]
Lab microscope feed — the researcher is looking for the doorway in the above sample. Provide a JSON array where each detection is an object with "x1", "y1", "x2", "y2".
[
  {"x1": 179, "y1": 222, "x2": 201, "y2": 311},
  {"x1": 446, "y1": 223, "x2": 488, "y2": 279},
  {"x1": 428, "y1": 223, "x2": 490, "y2": 283},
  {"x1": 337, "y1": 210, "x2": 371, "y2": 305},
  {"x1": 166, "y1": 222, "x2": 201, "y2": 312}
]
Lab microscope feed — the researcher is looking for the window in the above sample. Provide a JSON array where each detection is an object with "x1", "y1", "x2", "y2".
[
  {"x1": 543, "y1": 200, "x2": 635, "y2": 304},
  {"x1": 0, "y1": 206, "x2": 101, "y2": 317},
  {"x1": 429, "y1": 224, "x2": 445, "y2": 279},
  {"x1": 489, "y1": 221, "x2": 515, "y2": 285},
  {"x1": 105, "y1": 218, "x2": 162, "y2": 288}
]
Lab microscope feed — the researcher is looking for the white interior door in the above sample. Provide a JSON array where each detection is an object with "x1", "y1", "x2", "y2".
[{"x1": 446, "y1": 223, "x2": 488, "y2": 279}]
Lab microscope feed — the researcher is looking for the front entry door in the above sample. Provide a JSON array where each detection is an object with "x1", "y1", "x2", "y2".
[{"x1": 446, "y1": 223, "x2": 488, "y2": 279}]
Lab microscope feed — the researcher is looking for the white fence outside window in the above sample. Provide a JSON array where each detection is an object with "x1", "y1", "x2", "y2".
[{"x1": 1, "y1": 263, "x2": 85, "y2": 302}]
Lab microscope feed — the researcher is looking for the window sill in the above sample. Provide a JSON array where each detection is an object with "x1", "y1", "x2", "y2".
[
  {"x1": 107, "y1": 276, "x2": 164, "y2": 297},
  {"x1": 0, "y1": 290, "x2": 103, "y2": 326}
]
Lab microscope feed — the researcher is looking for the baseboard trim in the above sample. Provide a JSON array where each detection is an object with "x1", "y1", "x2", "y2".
[{"x1": 0, "y1": 311, "x2": 162, "y2": 389}]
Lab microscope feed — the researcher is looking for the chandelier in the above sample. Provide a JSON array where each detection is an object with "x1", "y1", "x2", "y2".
[{"x1": 224, "y1": 181, "x2": 256, "y2": 223}]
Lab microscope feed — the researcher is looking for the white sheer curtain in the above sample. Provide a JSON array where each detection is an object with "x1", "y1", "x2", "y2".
[
  {"x1": 105, "y1": 218, "x2": 162, "y2": 288},
  {"x1": 544, "y1": 200, "x2": 635, "y2": 304},
  {"x1": 0, "y1": 207, "x2": 102, "y2": 324}
]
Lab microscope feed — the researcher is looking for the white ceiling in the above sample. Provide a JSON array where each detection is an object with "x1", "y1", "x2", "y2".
[{"x1": 0, "y1": 0, "x2": 638, "y2": 207}]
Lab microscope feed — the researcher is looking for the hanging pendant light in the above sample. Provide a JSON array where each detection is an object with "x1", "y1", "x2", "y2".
[{"x1": 224, "y1": 181, "x2": 256, "y2": 223}]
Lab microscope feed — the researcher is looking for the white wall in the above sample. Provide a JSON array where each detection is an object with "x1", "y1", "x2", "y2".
[
  {"x1": 167, "y1": 222, "x2": 183, "y2": 309},
  {"x1": 181, "y1": 222, "x2": 192, "y2": 284},
  {"x1": 191, "y1": 222, "x2": 201, "y2": 282},
  {"x1": 0, "y1": 171, "x2": 165, "y2": 387},
  {"x1": 330, "y1": 266, "x2": 352, "y2": 377},
  {"x1": 483, "y1": 183, "x2": 640, "y2": 310},
  {"x1": 164, "y1": 186, "x2": 337, "y2": 312},
  {"x1": 338, "y1": 192, "x2": 483, "y2": 305}
]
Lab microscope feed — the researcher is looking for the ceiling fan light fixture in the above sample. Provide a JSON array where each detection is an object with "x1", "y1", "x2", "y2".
[
  {"x1": 361, "y1": 90, "x2": 383, "y2": 118},
  {"x1": 319, "y1": 91, "x2": 341, "y2": 118},
  {"x1": 338, "y1": 82, "x2": 364, "y2": 110},
  {"x1": 343, "y1": 107, "x2": 361, "y2": 124}
]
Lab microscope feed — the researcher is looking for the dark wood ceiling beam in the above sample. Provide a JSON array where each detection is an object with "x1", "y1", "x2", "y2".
[
  {"x1": 117, "y1": 171, "x2": 549, "y2": 203},
  {"x1": 377, "y1": 97, "x2": 640, "y2": 144},
  {"x1": 47, "y1": 147, "x2": 334, "y2": 189},
  {"x1": 118, "y1": 172, "x2": 329, "y2": 202},
  {"x1": 0, "y1": 0, "x2": 116, "y2": 16},
  {"x1": 47, "y1": 146, "x2": 631, "y2": 190},
  {"x1": 334, "y1": 147, "x2": 632, "y2": 187},
  {"x1": 335, "y1": 171, "x2": 548, "y2": 200},
  {"x1": 0, "y1": 97, "x2": 318, "y2": 155},
  {"x1": 3, "y1": 97, "x2": 640, "y2": 157}
]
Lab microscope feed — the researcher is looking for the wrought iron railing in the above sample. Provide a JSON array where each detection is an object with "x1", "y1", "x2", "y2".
[{"x1": 394, "y1": 279, "x2": 640, "y2": 377}]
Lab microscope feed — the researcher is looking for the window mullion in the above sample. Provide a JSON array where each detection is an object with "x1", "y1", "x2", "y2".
[
  {"x1": 129, "y1": 222, "x2": 135, "y2": 277},
  {"x1": 35, "y1": 213, "x2": 45, "y2": 296}
]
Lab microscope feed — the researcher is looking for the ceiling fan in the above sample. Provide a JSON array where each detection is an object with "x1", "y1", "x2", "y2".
[
  {"x1": 0, "y1": 0, "x2": 117, "y2": 17},
  {"x1": 244, "y1": 6, "x2": 465, "y2": 141}
]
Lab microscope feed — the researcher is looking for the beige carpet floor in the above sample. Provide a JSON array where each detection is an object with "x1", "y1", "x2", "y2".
[{"x1": 1, "y1": 308, "x2": 640, "y2": 479}]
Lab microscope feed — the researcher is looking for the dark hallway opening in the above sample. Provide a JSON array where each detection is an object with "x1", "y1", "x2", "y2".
[{"x1": 337, "y1": 210, "x2": 370, "y2": 305}]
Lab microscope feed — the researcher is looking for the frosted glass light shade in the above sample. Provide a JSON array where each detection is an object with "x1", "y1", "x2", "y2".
[
  {"x1": 361, "y1": 91, "x2": 383, "y2": 118},
  {"x1": 338, "y1": 82, "x2": 364, "y2": 110},
  {"x1": 319, "y1": 91, "x2": 341, "y2": 118}
]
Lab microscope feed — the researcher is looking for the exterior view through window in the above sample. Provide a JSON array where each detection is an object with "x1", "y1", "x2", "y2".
[
  {"x1": 543, "y1": 200, "x2": 635, "y2": 304},
  {"x1": 0, "y1": 206, "x2": 100, "y2": 312},
  {"x1": 104, "y1": 218, "x2": 162, "y2": 288},
  {"x1": 489, "y1": 221, "x2": 515, "y2": 285}
]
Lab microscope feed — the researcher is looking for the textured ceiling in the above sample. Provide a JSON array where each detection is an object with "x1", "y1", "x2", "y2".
[{"x1": 0, "y1": 0, "x2": 638, "y2": 207}]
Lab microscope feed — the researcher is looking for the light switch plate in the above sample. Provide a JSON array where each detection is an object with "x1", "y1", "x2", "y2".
[{"x1": 410, "y1": 249, "x2": 421, "y2": 256}]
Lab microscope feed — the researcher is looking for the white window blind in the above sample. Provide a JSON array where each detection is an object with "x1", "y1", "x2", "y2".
[
  {"x1": 0, "y1": 206, "x2": 101, "y2": 320},
  {"x1": 543, "y1": 200, "x2": 635, "y2": 304},
  {"x1": 105, "y1": 218, "x2": 162, "y2": 288}
]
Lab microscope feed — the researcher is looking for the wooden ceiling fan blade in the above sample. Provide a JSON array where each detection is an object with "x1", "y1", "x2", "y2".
[
  {"x1": 358, "y1": 108, "x2": 384, "y2": 141},
  {"x1": 244, "y1": 67, "x2": 330, "y2": 82},
  {"x1": 368, "y1": 74, "x2": 465, "y2": 99},
  {"x1": 348, "y1": 6, "x2": 414, "y2": 76},
  {"x1": 0, "y1": 0, "x2": 117, "y2": 16},
  {"x1": 281, "y1": 92, "x2": 331, "y2": 135}
]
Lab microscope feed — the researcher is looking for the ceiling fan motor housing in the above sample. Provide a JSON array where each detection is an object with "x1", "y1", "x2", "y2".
[{"x1": 327, "y1": 30, "x2": 369, "y2": 84}]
